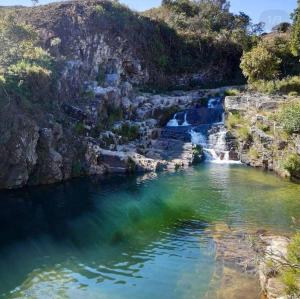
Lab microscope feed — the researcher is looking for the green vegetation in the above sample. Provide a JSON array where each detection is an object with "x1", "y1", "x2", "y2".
[
  {"x1": 143, "y1": 0, "x2": 263, "y2": 84},
  {"x1": 106, "y1": 107, "x2": 124, "y2": 129},
  {"x1": 249, "y1": 147, "x2": 260, "y2": 159},
  {"x1": 74, "y1": 122, "x2": 86, "y2": 135},
  {"x1": 192, "y1": 145, "x2": 203, "y2": 164},
  {"x1": 224, "y1": 89, "x2": 240, "y2": 96},
  {"x1": 241, "y1": 1, "x2": 300, "y2": 94},
  {"x1": 279, "y1": 101, "x2": 300, "y2": 134},
  {"x1": 114, "y1": 123, "x2": 140, "y2": 141},
  {"x1": 240, "y1": 44, "x2": 281, "y2": 82},
  {"x1": 281, "y1": 233, "x2": 300, "y2": 296},
  {"x1": 283, "y1": 154, "x2": 300, "y2": 177},
  {"x1": 291, "y1": 1, "x2": 300, "y2": 56},
  {"x1": 0, "y1": 15, "x2": 56, "y2": 105},
  {"x1": 250, "y1": 76, "x2": 300, "y2": 94}
]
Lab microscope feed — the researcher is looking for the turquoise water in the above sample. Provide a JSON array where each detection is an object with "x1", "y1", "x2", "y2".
[{"x1": 0, "y1": 164, "x2": 300, "y2": 298}]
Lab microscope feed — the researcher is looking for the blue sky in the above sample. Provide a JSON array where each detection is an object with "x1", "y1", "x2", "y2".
[{"x1": 0, "y1": 0, "x2": 297, "y2": 31}]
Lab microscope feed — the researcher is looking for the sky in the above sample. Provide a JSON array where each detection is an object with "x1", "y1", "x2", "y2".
[{"x1": 0, "y1": 0, "x2": 297, "y2": 31}]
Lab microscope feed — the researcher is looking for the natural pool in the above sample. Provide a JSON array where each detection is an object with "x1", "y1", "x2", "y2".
[{"x1": 0, "y1": 164, "x2": 300, "y2": 299}]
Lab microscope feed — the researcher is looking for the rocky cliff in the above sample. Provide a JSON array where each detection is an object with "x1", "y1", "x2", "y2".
[{"x1": 0, "y1": 0, "x2": 245, "y2": 190}]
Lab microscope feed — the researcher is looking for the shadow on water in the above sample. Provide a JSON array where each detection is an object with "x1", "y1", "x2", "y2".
[{"x1": 0, "y1": 172, "x2": 213, "y2": 299}]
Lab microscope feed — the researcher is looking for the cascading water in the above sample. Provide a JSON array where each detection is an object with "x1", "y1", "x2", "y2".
[
  {"x1": 165, "y1": 96, "x2": 240, "y2": 164},
  {"x1": 167, "y1": 113, "x2": 179, "y2": 127},
  {"x1": 167, "y1": 112, "x2": 190, "y2": 127},
  {"x1": 182, "y1": 113, "x2": 190, "y2": 126}
]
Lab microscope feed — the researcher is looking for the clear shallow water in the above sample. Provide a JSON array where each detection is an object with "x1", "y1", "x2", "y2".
[{"x1": 0, "y1": 165, "x2": 300, "y2": 299}]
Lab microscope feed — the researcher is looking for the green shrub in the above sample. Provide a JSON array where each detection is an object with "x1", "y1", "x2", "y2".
[
  {"x1": 289, "y1": 91, "x2": 299, "y2": 97},
  {"x1": 279, "y1": 101, "x2": 300, "y2": 134},
  {"x1": 278, "y1": 76, "x2": 300, "y2": 94},
  {"x1": 240, "y1": 44, "x2": 281, "y2": 82},
  {"x1": 226, "y1": 112, "x2": 243, "y2": 130},
  {"x1": 237, "y1": 126, "x2": 251, "y2": 141},
  {"x1": 283, "y1": 154, "x2": 300, "y2": 177},
  {"x1": 95, "y1": 4, "x2": 105, "y2": 14},
  {"x1": 114, "y1": 123, "x2": 140, "y2": 141},
  {"x1": 74, "y1": 122, "x2": 85, "y2": 135},
  {"x1": 192, "y1": 145, "x2": 203, "y2": 164},
  {"x1": 224, "y1": 89, "x2": 240, "y2": 96},
  {"x1": 106, "y1": 107, "x2": 123, "y2": 128},
  {"x1": 249, "y1": 147, "x2": 260, "y2": 159},
  {"x1": 250, "y1": 77, "x2": 300, "y2": 95},
  {"x1": 281, "y1": 233, "x2": 300, "y2": 296}
]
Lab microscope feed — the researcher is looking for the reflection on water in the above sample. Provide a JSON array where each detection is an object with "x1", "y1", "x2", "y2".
[{"x1": 0, "y1": 165, "x2": 300, "y2": 298}]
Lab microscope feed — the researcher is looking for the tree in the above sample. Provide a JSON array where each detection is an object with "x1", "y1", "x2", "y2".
[
  {"x1": 272, "y1": 22, "x2": 291, "y2": 33},
  {"x1": 240, "y1": 44, "x2": 281, "y2": 82},
  {"x1": 31, "y1": 0, "x2": 39, "y2": 6},
  {"x1": 291, "y1": 0, "x2": 300, "y2": 56}
]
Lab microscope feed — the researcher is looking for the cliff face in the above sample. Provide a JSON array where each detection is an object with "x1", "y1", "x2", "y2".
[
  {"x1": 0, "y1": 0, "x2": 244, "y2": 190},
  {"x1": 17, "y1": 0, "x2": 243, "y2": 94}
]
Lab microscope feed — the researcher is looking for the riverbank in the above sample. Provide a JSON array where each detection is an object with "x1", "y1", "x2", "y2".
[{"x1": 224, "y1": 92, "x2": 300, "y2": 181}]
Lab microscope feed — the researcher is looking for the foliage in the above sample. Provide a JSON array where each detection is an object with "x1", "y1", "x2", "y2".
[
  {"x1": 240, "y1": 44, "x2": 281, "y2": 82},
  {"x1": 0, "y1": 15, "x2": 56, "y2": 105},
  {"x1": 143, "y1": 0, "x2": 263, "y2": 82},
  {"x1": 249, "y1": 147, "x2": 259, "y2": 159},
  {"x1": 192, "y1": 145, "x2": 203, "y2": 164},
  {"x1": 272, "y1": 22, "x2": 291, "y2": 33},
  {"x1": 236, "y1": 126, "x2": 251, "y2": 141},
  {"x1": 226, "y1": 112, "x2": 246, "y2": 130},
  {"x1": 291, "y1": 0, "x2": 300, "y2": 56},
  {"x1": 289, "y1": 91, "x2": 299, "y2": 97},
  {"x1": 281, "y1": 233, "x2": 300, "y2": 296},
  {"x1": 114, "y1": 123, "x2": 140, "y2": 141},
  {"x1": 0, "y1": 16, "x2": 38, "y2": 72},
  {"x1": 279, "y1": 101, "x2": 300, "y2": 134},
  {"x1": 283, "y1": 154, "x2": 300, "y2": 177},
  {"x1": 250, "y1": 77, "x2": 300, "y2": 95},
  {"x1": 74, "y1": 122, "x2": 85, "y2": 135},
  {"x1": 106, "y1": 107, "x2": 123, "y2": 128},
  {"x1": 224, "y1": 88, "x2": 240, "y2": 96}
]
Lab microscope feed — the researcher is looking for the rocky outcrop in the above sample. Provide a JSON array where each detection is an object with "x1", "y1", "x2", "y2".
[
  {"x1": 0, "y1": 85, "x2": 217, "y2": 190},
  {"x1": 225, "y1": 93, "x2": 286, "y2": 113},
  {"x1": 225, "y1": 93, "x2": 299, "y2": 178},
  {"x1": 0, "y1": 112, "x2": 39, "y2": 189},
  {"x1": 207, "y1": 224, "x2": 295, "y2": 299},
  {"x1": 259, "y1": 236, "x2": 291, "y2": 299}
]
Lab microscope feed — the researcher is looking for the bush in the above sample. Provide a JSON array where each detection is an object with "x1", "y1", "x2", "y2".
[
  {"x1": 283, "y1": 154, "x2": 300, "y2": 177},
  {"x1": 226, "y1": 112, "x2": 244, "y2": 130},
  {"x1": 289, "y1": 91, "x2": 299, "y2": 97},
  {"x1": 281, "y1": 233, "x2": 300, "y2": 296},
  {"x1": 251, "y1": 77, "x2": 300, "y2": 95},
  {"x1": 279, "y1": 101, "x2": 300, "y2": 134},
  {"x1": 114, "y1": 123, "x2": 140, "y2": 141},
  {"x1": 249, "y1": 147, "x2": 260, "y2": 159},
  {"x1": 240, "y1": 44, "x2": 281, "y2": 82},
  {"x1": 237, "y1": 126, "x2": 251, "y2": 141},
  {"x1": 224, "y1": 88, "x2": 240, "y2": 96}
]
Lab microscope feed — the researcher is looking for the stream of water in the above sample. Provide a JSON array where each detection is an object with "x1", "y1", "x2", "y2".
[{"x1": 0, "y1": 165, "x2": 300, "y2": 299}]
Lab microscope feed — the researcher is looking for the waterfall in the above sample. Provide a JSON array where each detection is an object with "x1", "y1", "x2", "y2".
[
  {"x1": 167, "y1": 112, "x2": 190, "y2": 127},
  {"x1": 165, "y1": 96, "x2": 240, "y2": 164},
  {"x1": 190, "y1": 128, "x2": 240, "y2": 164},
  {"x1": 167, "y1": 113, "x2": 179, "y2": 127},
  {"x1": 182, "y1": 112, "x2": 190, "y2": 126}
]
